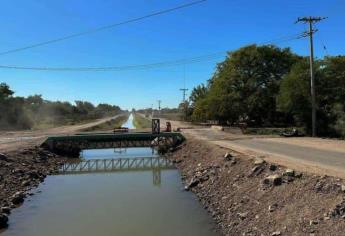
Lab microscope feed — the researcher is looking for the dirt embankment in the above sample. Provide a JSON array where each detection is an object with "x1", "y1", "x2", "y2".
[
  {"x1": 0, "y1": 115, "x2": 120, "y2": 153},
  {"x1": 0, "y1": 147, "x2": 68, "y2": 229},
  {"x1": 167, "y1": 136, "x2": 345, "y2": 236}
]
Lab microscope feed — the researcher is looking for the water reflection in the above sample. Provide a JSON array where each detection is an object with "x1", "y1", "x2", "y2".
[
  {"x1": 81, "y1": 147, "x2": 157, "y2": 159},
  {"x1": 152, "y1": 168, "x2": 161, "y2": 186},
  {"x1": 3, "y1": 147, "x2": 218, "y2": 236},
  {"x1": 59, "y1": 158, "x2": 171, "y2": 186},
  {"x1": 113, "y1": 148, "x2": 127, "y2": 155},
  {"x1": 76, "y1": 148, "x2": 165, "y2": 186}
]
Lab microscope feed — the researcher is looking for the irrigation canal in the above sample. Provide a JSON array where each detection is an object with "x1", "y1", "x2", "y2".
[{"x1": 2, "y1": 114, "x2": 218, "y2": 236}]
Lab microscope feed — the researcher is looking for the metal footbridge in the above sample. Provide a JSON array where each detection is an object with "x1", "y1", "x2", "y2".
[{"x1": 42, "y1": 132, "x2": 184, "y2": 156}]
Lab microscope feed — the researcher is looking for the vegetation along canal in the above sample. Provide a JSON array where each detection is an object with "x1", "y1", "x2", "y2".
[{"x1": 2, "y1": 115, "x2": 218, "y2": 236}]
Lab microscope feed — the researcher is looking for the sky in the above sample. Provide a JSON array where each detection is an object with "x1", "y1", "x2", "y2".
[{"x1": 0, "y1": 0, "x2": 344, "y2": 110}]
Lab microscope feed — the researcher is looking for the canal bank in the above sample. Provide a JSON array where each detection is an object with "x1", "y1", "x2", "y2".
[
  {"x1": 167, "y1": 136, "x2": 345, "y2": 235},
  {"x1": 6, "y1": 113, "x2": 345, "y2": 235},
  {"x1": 0, "y1": 147, "x2": 68, "y2": 230},
  {"x1": 1, "y1": 115, "x2": 132, "y2": 230},
  {"x1": 0, "y1": 115, "x2": 219, "y2": 235},
  {"x1": 0, "y1": 114, "x2": 135, "y2": 231}
]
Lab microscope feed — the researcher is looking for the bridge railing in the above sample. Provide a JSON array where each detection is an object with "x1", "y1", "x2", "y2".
[{"x1": 42, "y1": 132, "x2": 185, "y2": 157}]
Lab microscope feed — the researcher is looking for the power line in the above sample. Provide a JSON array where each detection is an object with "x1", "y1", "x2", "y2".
[
  {"x1": 316, "y1": 33, "x2": 329, "y2": 57},
  {"x1": 0, "y1": 52, "x2": 224, "y2": 71},
  {"x1": 0, "y1": 32, "x2": 304, "y2": 72},
  {"x1": 260, "y1": 33, "x2": 302, "y2": 45},
  {"x1": 0, "y1": 0, "x2": 207, "y2": 56}
]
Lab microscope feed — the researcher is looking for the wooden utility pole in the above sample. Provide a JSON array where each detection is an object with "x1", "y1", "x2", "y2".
[
  {"x1": 180, "y1": 88, "x2": 188, "y2": 102},
  {"x1": 151, "y1": 104, "x2": 154, "y2": 118},
  {"x1": 296, "y1": 16, "x2": 327, "y2": 137},
  {"x1": 157, "y1": 100, "x2": 161, "y2": 117},
  {"x1": 180, "y1": 88, "x2": 189, "y2": 121}
]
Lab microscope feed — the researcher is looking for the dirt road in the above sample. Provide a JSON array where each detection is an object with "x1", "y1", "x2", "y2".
[
  {"x1": 162, "y1": 119, "x2": 345, "y2": 178},
  {"x1": 2, "y1": 114, "x2": 344, "y2": 177},
  {"x1": 0, "y1": 115, "x2": 121, "y2": 153}
]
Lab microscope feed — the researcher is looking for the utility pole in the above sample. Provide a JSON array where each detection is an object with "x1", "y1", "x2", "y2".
[
  {"x1": 179, "y1": 88, "x2": 188, "y2": 121},
  {"x1": 151, "y1": 104, "x2": 154, "y2": 118},
  {"x1": 179, "y1": 64, "x2": 189, "y2": 120},
  {"x1": 296, "y1": 16, "x2": 327, "y2": 137},
  {"x1": 180, "y1": 88, "x2": 188, "y2": 102},
  {"x1": 180, "y1": 88, "x2": 188, "y2": 120},
  {"x1": 157, "y1": 100, "x2": 161, "y2": 117}
]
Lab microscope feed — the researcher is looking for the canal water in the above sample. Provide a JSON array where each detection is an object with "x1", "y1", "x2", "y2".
[
  {"x1": 122, "y1": 113, "x2": 135, "y2": 129},
  {"x1": 2, "y1": 115, "x2": 218, "y2": 236}
]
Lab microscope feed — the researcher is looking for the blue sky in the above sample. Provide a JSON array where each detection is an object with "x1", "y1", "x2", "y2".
[{"x1": 0, "y1": 0, "x2": 344, "y2": 110}]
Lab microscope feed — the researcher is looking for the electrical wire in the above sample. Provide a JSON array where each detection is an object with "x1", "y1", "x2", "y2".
[
  {"x1": 316, "y1": 34, "x2": 330, "y2": 57},
  {"x1": 0, "y1": 52, "x2": 224, "y2": 71},
  {"x1": 0, "y1": 0, "x2": 207, "y2": 56},
  {"x1": 0, "y1": 33, "x2": 303, "y2": 72},
  {"x1": 259, "y1": 33, "x2": 302, "y2": 45}
]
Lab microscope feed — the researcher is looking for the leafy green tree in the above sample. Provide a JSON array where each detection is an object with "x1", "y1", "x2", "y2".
[
  {"x1": 189, "y1": 84, "x2": 208, "y2": 108},
  {"x1": 277, "y1": 59, "x2": 312, "y2": 127},
  {"x1": 278, "y1": 56, "x2": 345, "y2": 136},
  {"x1": 193, "y1": 44, "x2": 299, "y2": 125},
  {"x1": 0, "y1": 83, "x2": 14, "y2": 100},
  {"x1": 0, "y1": 83, "x2": 123, "y2": 130},
  {"x1": 332, "y1": 104, "x2": 345, "y2": 137},
  {"x1": 0, "y1": 83, "x2": 31, "y2": 129},
  {"x1": 74, "y1": 101, "x2": 95, "y2": 116},
  {"x1": 96, "y1": 103, "x2": 121, "y2": 117},
  {"x1": 191, "y1": 98, "x2": 209, "y2": 121}
]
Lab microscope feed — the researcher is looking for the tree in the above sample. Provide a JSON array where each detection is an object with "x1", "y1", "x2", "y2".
[
  {"x1": 189, "y1": 84, "x2": 208, "y2": 108},
  {"x1": 277, "y1": 59, "x2": 312, "y2": 128},
  {"x1": 178, "y1": 101, "x2": 193, "y2": 121},
  {"x1": 332, "y1": 104, "x2": 345, "y2": 138},
  {"x1": 192, "y1": 44, "x2": 299, "y2": 125},
  {"x1": 277, "y1": 56, "x2": 345, "y2": 136},
  {"x1": 320, "y1": 56, "x2": 345, "y2": 137},
  {"x1": 0, "y1": 83, "x2": 31, "y2": 129},
  {"x1": 0, "y1": 83, "x2": 14, "y2": 100},
  {"x1": 0, "y1": 83, "x2": 124, "y2": 130},
  {"x1": 74, "y1": 101, "x2": 95, "y2": 116},
  {"x1": 96, "y1": 103, "x2": 121, "y2": 117}
]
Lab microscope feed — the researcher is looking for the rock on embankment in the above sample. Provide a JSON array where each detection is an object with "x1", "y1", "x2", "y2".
[
  {"x1": 0, "y1": 148, "x2": 68, "y2": 229},
  {"x1": 166, "y1": 138, "x2": 345, "y2": 235}
]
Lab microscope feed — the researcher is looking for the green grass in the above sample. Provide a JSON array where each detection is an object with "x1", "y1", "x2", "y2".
[
  {"x1": 81, "y1": 114, "x2": 129, "y2": 132},
  {"x1": 133, "y1": 113, "x2": 152, "y2": 129}
]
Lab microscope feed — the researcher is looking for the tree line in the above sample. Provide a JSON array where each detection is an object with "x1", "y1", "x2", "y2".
[
  {"x1": 187, "y1": 44, "x2": 345, "y2": 138},
  {"x1": 0, "y1": 83, "x2": 122, "y2": 130}
]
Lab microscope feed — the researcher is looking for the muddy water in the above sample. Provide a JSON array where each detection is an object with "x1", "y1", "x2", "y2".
[{"x1": 3, "y1": 116, "x2": 218, "y2": 236}]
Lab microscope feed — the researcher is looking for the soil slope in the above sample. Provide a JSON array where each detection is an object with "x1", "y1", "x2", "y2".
[{"x1": 168, "y1": 136, "x2": 345, "y2": 235}]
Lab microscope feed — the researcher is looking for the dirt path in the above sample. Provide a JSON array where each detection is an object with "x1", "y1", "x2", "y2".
[
  {"x1": 161, "y1": 118, "x2": 345, "y2": 178},
  {"x1": 0, "y1": 115, "x2": 121, "y2": 153}
]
